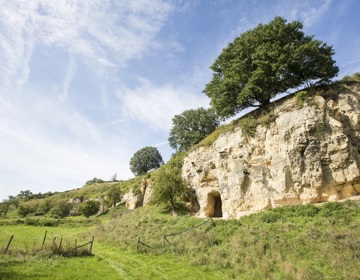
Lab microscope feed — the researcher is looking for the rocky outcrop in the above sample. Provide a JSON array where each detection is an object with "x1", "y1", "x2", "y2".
[
  {"x1": 123, "y1": 179, "x2": 152, "y2": 209},
  {"x1": 183, "y1": 84, "x2": 360, "y2": 219}
]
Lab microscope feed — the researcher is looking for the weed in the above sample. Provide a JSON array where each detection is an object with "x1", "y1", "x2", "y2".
[{"x1": 294, "y1": 90, "x2": 312, "y2": 106}]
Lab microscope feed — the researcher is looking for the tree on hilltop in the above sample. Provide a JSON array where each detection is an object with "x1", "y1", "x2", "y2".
[
  {"x1": 204, "y1": 16, "x2": 339, "y2": 119},
  {"x1": 168, "y1": 107, "x2": 220, "y2": 152},
  {"x1": 130, "y1": 146, "x2": 164, "y2": 176}
]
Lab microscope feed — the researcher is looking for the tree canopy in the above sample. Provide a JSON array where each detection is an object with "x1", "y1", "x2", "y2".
[
  {"x1": 130, "y1": 146, "x2": 164, "y2": 176},
  {"x1": 152, "y1": 153, "x2": 188, "y2": 211},
  {"x1": 204, "y1": 16, "x2": 339, "y2": 119},
  {"x1": 106, "y1": 186, "x2": 122, "y2": 208},
  {"x1": 168, "y1": 107, "x2": 220, "y2": 152},
  {"x1": 78, "y1": 200, "x2": 100, "y2": 218}
]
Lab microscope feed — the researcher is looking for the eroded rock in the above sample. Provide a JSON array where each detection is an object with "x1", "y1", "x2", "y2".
[{"x1": 183, "y1": 85, "x2": 360, "y2": 219}]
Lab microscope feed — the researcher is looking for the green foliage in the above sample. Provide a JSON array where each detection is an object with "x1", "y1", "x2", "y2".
[
  {"x1": 16, "y1": 190, "x2": 34, "y2": 201},
  {"x1": 193, "y1": 108, "x2": 277, "y2": 147},
  {"x1": 85, "y1": 177, "x2": 104, "y2": 186},
  {"x1": 17, "y1": 201, "x2": 38, "y2": 217},
  {"x1": 49, "y1": 200, "x2": 72, "y2": 218},
  {"x1": 152, "y1": 153, "x2": 188, "y2": 211},
  {"x1": 168, "y1": 107, "x2": 220, "y2": 152},
  {"x1": 106, "y1": 186, "x2": 122, "y2": 208},
  {"x1": 129, "y1": 146, "x2": 164, "y2": 176},
  {"x1": 238, "y1": 116, "x2": 257, "y2": 137},
  {"x1": 1, "y1": 200, "x2": 359, "y2": 279},
  {"x1": 38, "y1": 199, "x2": 53, "y2": 214},
  {"x1": 0, "y1": 197, "x2": 19, "y2": 217},
  {"x1": 204, "y1": 16, "x2": 339, "y2": 119},
  {"x1": 294, "y1": 90, "x2": 312, "y2": 106},
  {"x1": 93, "y1": 200, "x2": 360, "y2": 279},
  {"x1": 341, "y1": 72, "x2": 360, "y2": 82},
  {"x1": 78, "y1": 200, "x2": 100, "y2": 218}
]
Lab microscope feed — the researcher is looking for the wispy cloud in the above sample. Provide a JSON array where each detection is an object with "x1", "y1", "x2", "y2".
[
  {"x1": 0, "y1": 0, "x2": 174, "y2": 95},
  {"x1": 298, "y1": 0, "x2": 332, "y2": 27},
  {"x1": 119, "y1": 78, "x2": 210, "y2": 132},
  {"x1": 99, "y1": 119, "x2": 125, "y2": 128},
  {"x1": 341, "y1": 58, "x2": 360, "y2": 67},
  {"x1": 62, "y1": 54, "x2": 77, "y2": 100}
]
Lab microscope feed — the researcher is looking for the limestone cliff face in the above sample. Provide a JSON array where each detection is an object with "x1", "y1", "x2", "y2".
[
  {"x1": 123, "y1": 179, "x2": 152, "y2": 210},
  {"x1": 183, "y1": 84, "x2": 360, "y2": 219}
]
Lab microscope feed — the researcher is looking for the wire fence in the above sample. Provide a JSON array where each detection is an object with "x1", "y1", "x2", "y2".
[
  {"x1": 136, "y1": 218, "x2": 214, "y2": 251},
  {"x1": 1, "y1": 231, "x2": 94, "y2": 256}
]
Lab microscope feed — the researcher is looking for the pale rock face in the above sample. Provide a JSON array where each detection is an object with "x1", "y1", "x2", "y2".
[
  {"x1": 124, "y1": 179, "x2": 152, "y2": 209},
  {"x1": 183, "y1": 85, "x2": 360, "y2": 219}
]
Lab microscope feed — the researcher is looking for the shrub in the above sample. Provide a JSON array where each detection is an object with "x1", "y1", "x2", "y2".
[
  {"x1": 294, "y1": 90, "x2": 312, "y2": 106},
  {"x1": 78, "y1": 200, "x2": 100, "y2": 218},
  {"x1": 341, "y1": 72, "x2": 360, "y2": 82},
  {"x1": 49, "y1": 200, "x2": 72, "y2": 218}
]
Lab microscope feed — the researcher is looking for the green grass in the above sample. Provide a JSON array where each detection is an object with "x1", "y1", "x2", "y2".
[
  {"x1": 93, "y1": 201, "x2": 360, "y2": 279},
  {"x1": 1, "y1": 200, "x2": 359, "y2": 279},
  {"x1": 0, "y1": 222, "x2": 224, "y2": 279},
  {"x1": 0, "y1": 254, "x2": 119, "y2": 279}
]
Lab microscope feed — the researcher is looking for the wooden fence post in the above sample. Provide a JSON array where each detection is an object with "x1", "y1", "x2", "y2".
[
  {"x1": 5, "y1": 235, "x2": 14, "y2": 253},
  {"x1": 137, "y1": 236, "x2": 140, "y2": 251},
  {"x1": 59, "y1": 237, "x2": 63, "y2": 250},
  {"x1": 42, "y1": 230, "x2": 47, "y2": 248},
  {"x1": 89, "y1": 236, "x2": 94, "y2": 254}
]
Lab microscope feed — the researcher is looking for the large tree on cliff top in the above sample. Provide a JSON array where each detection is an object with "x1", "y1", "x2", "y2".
[{"x1": 204, "y1": 16, "x2": 339, "y2": 119}]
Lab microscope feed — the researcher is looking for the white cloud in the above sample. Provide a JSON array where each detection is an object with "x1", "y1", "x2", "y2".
[
  {"x1": 0, "y1": 88, "x2": 133, "y2": 199},
  {"x1": 0, "y1": 0, "x2": 174, "y2": 95},
  {"x1": 299, "y1": 0, "x2": 332, "y2": 27},
  {"x1": 62, "y1": 54, "x2": 77, "y2": 100},
  {"x1": 119, "y1": 79, "x2": 210, "y2": 132}
]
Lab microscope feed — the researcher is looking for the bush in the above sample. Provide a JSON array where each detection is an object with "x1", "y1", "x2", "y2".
[
  {"x1": 49, "y1": 200, "x2": 72, "y2": 218},
  {"x1": 341, "y1": 72, "x2": 360, "y2": 82},
  {"x1": 78, "y1": 200, "x2": 100, "y2": 218},
  {"x1": 294, "y1": 90, "x2": 312, "y2": 106}
]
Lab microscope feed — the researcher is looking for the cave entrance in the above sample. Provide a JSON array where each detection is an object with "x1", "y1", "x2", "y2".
[{"x1": 205, "y1": 191, "x2": 223, "y2": 218}]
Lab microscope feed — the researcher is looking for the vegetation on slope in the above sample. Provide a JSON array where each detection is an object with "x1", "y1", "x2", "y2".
[
  {"x1": 92, "y1": 200, "x2": 360, "y2": 279},
  {"x1": 192, "y1": 80, "x2": 359, "y2": 150},
  {"x1": 1, "y1": 190, "x2": 359, "y2": 279}
]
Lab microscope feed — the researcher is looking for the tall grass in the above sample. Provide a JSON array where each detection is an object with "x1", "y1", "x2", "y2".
[{"x1": 93, "y1": 201, "x2": 360, "y2": 279}]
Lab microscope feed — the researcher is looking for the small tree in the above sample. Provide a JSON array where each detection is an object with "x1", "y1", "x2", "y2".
[
  {"x1": 78, "y1": 200, "x2": 100, "y2": 218},
  {"x1": 49, "y1": 200, "x2": 72, "y2": 218},
  {"x1": 111, "y1": 172, "x2": 118, "y2": 182},
  {"x1": 16, "y1": 190, "x2": 34, "y2": 201},
  {"x1": 204, "y1": 16, "x2": 339, "y2": 119},
  {"x1": 152, "y1": 153, "x2": 187, "y2": 211},
  {"x1": 18, "y1": 201, "x2": 38, "y2": 217},
  {"x1": 130, "y1": 146, "x2": 164, "y2": 176},
  {"x1": 168, "y1": 107, "x2": 220, "y2": 152},
  {"x1": 38, "y1": 199, "x2": 53, "y2": 214},
  {"x1": 107, "y1": 186, "x2": 122, "y2": 208},
  {"x1": 0, "y1": 196, "x2": 18, "y2": 217}
]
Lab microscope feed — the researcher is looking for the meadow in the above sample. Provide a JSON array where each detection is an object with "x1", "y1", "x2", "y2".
[{"x1": 1, "y1": 199, "x2": 360, "y2": 279}]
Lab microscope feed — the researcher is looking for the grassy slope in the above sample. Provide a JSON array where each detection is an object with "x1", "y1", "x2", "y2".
[{"x1": 1, "y1": 199, "x2": 359, "y2": 279}]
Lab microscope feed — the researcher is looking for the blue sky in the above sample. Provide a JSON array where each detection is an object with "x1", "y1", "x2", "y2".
[{"x1": 1, "y1": 0, "x2": 359, "y2": 200}]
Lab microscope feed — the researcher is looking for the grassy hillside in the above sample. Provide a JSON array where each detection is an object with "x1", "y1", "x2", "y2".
[{"x1": 1, "y1": 200, "x2": 359, "y2": 279}]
